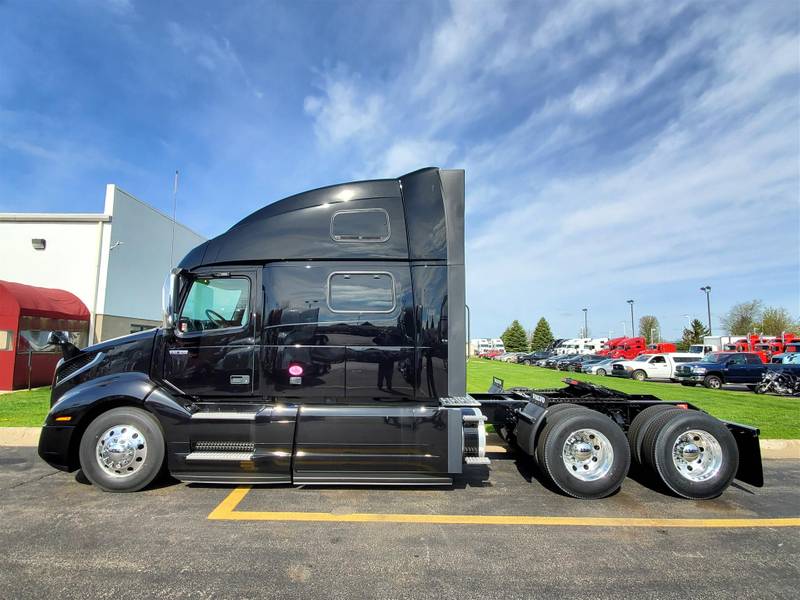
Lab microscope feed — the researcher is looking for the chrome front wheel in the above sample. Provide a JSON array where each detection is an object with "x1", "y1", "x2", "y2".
[{"x1": 95, "y1": 424, "x2": 148, "y2": 478}]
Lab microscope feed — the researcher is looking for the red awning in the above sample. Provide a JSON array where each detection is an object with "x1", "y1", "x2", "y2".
[{"x1": 0, "y1": 280, "x2": 90, "y2": 320}]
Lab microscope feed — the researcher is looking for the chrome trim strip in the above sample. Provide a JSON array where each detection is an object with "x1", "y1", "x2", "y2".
[{"x1": 190, "y1": 412, "x2": 258, "y2": 421}]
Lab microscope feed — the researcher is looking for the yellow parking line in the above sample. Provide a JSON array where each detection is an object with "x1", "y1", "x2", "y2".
[{"x1": 207, "y1": 486, "x2": 800, "y2": 528}]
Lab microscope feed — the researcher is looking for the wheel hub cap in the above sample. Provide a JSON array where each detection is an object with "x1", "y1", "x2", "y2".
[
  {"x1": 96, "y1": 424, "x2": 147, "y2": 478},
  {"x1": 671, "y1": 429, "x2": 723, "y2": 482},
  {"x1": 562, "y1": 428, "x2": 615, "y2": 482}
]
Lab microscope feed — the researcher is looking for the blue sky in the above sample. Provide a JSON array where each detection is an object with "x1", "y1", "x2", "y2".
[{"x1": 1, "y1": 0, "x2": 798, "y2": 340}]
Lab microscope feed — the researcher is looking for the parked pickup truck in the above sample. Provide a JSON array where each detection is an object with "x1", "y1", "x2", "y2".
[
  {"x1": 611, "y1": 353, "x2": 699, "y2": 381},
  {"x1": 674, "y1": 352, "x2": 800, "y2": 389}
]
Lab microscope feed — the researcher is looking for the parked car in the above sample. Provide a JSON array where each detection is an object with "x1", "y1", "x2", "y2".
[
  {"x1": 568, "y1": 354, "x2": 606, "y2": 372},
  {"x1": 548, "y1": 354, "x2": 573, "y2": 369},
  {"x1": 770, "y1": 353, "x2": 800, "y2": 365},
  {"x1": 674, "y1": 352, "x2": 766, "y2": 389},
  {"x1": 611, "y1": 353, "x2": 700, "y2": 381},
  {"x1": 582, "y1": 358, "x2": 623, "y2": 376},
  {"x1": 517, "y1": 351, "x2": 551, "y2": 365},
  {"x1": 557, "y1": 354, "x2": 586, "y2": 371},
  {"x1": 495, "y1": 352, "x2": 523, "y2": 362}
]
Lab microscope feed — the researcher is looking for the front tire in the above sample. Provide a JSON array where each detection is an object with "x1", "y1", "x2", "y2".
[
  {"x1": 703, "y1": 375, "x2": 722, "y2": 390},
  {"x1": 632, "y1": 370, "x2": 647, "y2": 382},
  {"x1": 536, "y1": 409, "x2": 630, "y2": 499},
  {"x1": 596, "y1": 368, "x2": 607, "y2": 376},
  {"x1": 78, "y1": 407, "x2": 165, "y2": 493}
]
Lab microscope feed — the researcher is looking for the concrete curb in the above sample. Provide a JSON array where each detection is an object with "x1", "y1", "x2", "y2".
[{"x1": 2, "y1": 428, "x2": 799, "y2": 459}]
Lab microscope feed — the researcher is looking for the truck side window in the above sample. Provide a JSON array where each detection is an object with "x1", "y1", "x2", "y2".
[
  {"x1": 745, "y1": 355, "x2": 762, "y2": 365},
  {"x1": 328, "y1": 272, "x2": 395, "y2": 313},
  {"x1": 650, "y1": 356, "x2": 666, "y2": 363},
  {"x1": 729, "y1": 354, "x2": 746, "y2": 365},
  {"x1": 331, "y1": 209, "x2": 390, "y2": 242},
  {"x1": 178, "y1": 277, "x2": 250, "y2": 333}
]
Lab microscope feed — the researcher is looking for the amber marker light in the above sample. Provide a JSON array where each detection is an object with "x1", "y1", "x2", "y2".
[{"x1": 54, "y1": 416, "x2": 72, "y2": 422}]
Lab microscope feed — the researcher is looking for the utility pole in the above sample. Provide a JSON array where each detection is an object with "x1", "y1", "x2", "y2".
[
  {"x1": 627, "y1": 299, "x2": 635, "y2": 338},
  {"x1": 700, "y1": 286, "x2": 712, "y2": 335},
  {"x1": 582, "y1": 308, "x2": 588, "y2": 338}
]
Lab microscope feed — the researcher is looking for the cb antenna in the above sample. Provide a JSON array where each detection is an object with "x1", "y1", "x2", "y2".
[{"x1": 169, "y1": 170, "x2": 179, "y2": 269}]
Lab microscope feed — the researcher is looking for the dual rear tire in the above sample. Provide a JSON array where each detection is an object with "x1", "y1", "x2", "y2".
[
  {"x1": 627, "y1": 406, "x2": 738, "y2": 499},
  {"x1": 536, "y1": 406, "x2": 630, "y2": 499}
]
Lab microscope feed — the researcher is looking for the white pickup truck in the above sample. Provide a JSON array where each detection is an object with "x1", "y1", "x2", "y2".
[{"x1": 611, "y1": 353, "x2": 699, "y2": 381}]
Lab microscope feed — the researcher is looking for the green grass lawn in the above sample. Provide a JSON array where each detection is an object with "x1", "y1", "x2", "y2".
[
  {"x1": 469, "y1": 359, "x2": 800, "y2": 439},
  {"x1": 0, "y1": 387, "x2": 51, "y2": 427},
  {"x1": 1, "y1": 361, "x2": 797, "y2": 438}
]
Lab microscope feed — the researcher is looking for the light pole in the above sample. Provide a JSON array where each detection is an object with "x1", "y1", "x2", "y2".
[
  {"x1": 700, "y1": 286, "x2": 712, "y2": 334},
  {"x1": 627, "y1": 300, "x2": 635, "y2": 338},
  {"x1": 582, "y1": 308, "x2": 588, "y2": 338}
]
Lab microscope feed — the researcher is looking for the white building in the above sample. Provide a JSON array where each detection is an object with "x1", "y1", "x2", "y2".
[{"x1": 0, "y1": 185, "x2": 205, "y2": 343}]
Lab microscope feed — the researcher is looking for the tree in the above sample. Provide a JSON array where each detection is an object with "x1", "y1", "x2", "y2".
[
  {"x1": 501, "y1": 320, "x2": 529, "y2": 352},
  {"x1": 721, "y1": 300, "x2": 763, "y2": 335},
  {"x1": 529, "y1": 317, "x2": 554, "y2": 351},
  {"x1": 681, "y1": 319, "x2": 709, "y2": 349},
  {"x1": 638, "y1": 315, "x2": 660, "y2": 344},
  {"x1": 759, "y1": 306, "x2": 798, "y2": 336}
]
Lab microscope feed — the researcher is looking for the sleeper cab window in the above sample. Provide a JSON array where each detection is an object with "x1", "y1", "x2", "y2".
[
  {"x1": 328, "y1": 272, "x2": 396, "y2": 313},
  {"x1": 178, "y1": 277, "x2": 250, "y2": 333},
  {"x1": 330, "y1": 208, "x2": 390, "y2": 242}
]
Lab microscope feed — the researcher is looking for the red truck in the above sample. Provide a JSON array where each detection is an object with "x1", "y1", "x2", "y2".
[
  {"x1": 598, "y1": 336, "x2": 627, "y2": 356},
  {"x1": 755, "y1": 333, "x2": 798, "y2": 361},
  {"x1": 609, "y1": 337, "x2": 647, "y2": 359},
  {"x1": 640, "y1": 342, "x2": 677, "y2": 356},
  {"x1": 724, "y1": 334, "x2": 770, "y2": 363}
]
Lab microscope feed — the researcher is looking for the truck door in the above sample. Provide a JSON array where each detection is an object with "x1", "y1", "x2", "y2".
[
  {"x1": 724, "y1": 353, "x2": 749, "y2": 383},
  {"x1": 647, "y1": 355, "x2": 670, "y2": 378},
  {"x1": 163, "y1": 269, "x2": 258, "y2": 399}
]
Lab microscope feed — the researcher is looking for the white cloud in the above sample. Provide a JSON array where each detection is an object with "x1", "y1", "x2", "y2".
[{"x1": 303, "y1": 70, "x2": 386, "y2": 145}]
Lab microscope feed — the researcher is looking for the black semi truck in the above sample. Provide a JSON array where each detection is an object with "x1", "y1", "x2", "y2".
[{"x1": 39, "y1": 168, "x2": 763, "y2": 499}]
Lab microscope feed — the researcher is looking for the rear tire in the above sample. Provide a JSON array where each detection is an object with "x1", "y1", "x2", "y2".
[
  {"x1": 703, "y1": 375, "x2": 722, "y2": 390},
  {"x1": 78, "y1": 407, "x2": 165, "y2": 493},
  {"x1": 536, "y1": 409, "x2": 630, "y2": 499},
  {"x1": 627, "y1": 404, "x2": 676, "y2": 465},
  {"x1": 642, "y1": 411, "x2": 738, "y2": 499},
  {"x1": 632, "y1": 370, "x2": 647, "y2": 382}
]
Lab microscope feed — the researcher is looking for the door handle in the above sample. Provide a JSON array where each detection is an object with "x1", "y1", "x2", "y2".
[{"x1": 230, "y1": 375, "x2": 251, "y2": 385}]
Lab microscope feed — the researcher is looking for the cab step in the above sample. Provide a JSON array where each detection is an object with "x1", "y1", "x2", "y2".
[{"x1": 464, "y1": 456, "x2": 491, "y2": 465}]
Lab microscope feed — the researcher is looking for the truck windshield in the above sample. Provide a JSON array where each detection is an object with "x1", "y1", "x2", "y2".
[{"x1": 633, "y1": 355, "x2": 650, "y2": 362}]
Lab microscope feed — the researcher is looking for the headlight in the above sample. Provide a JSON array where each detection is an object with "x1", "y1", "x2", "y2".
[
  {"x1": 624, "y1": 366, "x2": 632, "y2": 371},
  {"x1": 692, "y1": 367, "x2": 707, "y2": 373}
]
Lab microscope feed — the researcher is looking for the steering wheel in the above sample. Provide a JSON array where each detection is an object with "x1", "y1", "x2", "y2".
[{"x1": 205, "y1": 309, "x2": 227, "y2": 328}]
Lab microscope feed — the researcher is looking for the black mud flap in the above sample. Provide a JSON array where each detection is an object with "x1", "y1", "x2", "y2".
[{"x1": 725, "y1": 421, "x2": 764, "y2": 487}]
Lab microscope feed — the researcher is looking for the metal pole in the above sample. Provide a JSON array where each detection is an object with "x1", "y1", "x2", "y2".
[
  {"x1": 582, "y1": 308, "x2": 588, "y2": 338},
  {"x1": 28, "y1": 350, "x2": 32, "y2": 391},
  {"x1": 706, "y1": 289, "x2": 712, "y2": 335},
  {"x1": 627, "y1": 300, "x2": 635, "y2": 338}
]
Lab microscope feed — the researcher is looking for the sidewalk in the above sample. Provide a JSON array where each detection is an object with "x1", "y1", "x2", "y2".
[{"x1": 1, "y1": 427, "x2": 798, "y2": 459}]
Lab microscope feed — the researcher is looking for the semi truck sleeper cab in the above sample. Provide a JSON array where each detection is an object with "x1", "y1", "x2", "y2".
[{"x1": 39, "y1": 168, "x2": 763, "y2": 500}]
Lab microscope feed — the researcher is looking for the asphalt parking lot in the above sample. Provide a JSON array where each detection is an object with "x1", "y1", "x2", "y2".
[{"x1": 1, "y1": 442, "x2": 798, "y2": 600}]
